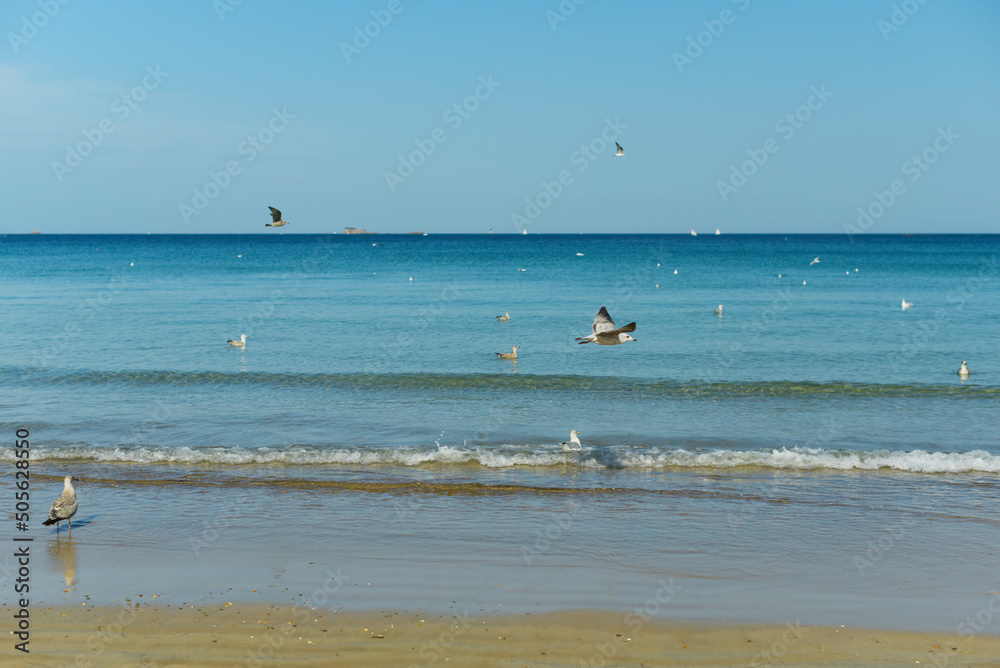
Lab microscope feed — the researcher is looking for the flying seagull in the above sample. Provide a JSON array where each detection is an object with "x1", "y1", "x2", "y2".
[
  {"x1": 561, "y1": 430, "x2": 582, "y2": 452},
  {"x1": 614, "y1": 142, "x2": 624, "y2": 157},
  {"x1": 957, "y1": 360, "x2": 971, "y2": 377},
  {"x1": 227, "y1": 334, "x2": 248, "y2": 347},
  {"x1": 496, "y1": 312, "x2": 510, "y2": 322},
  {"x1": 495, "y1": 345, "x2": 519, "y2": 359},
  {"x1": 575, "y1": 306, "x2": 636, "y2": 345},
  {"x1": 43, "y1": 476, "x2": 79, "y2": 534},
  {"x1": 810, "y1": 257, "x2": 820, "y2": 265},
  {"x1": 265, "y1": 206, "x2": 288, "y2": 227}
]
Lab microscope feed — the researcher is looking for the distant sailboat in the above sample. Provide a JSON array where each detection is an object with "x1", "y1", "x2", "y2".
[
  {"x1": 523, "y1": 228, "x2": 527, "y2": 235},
  {"x1": 691, "y1": 228, "x2": 697, "y2": 236},
  {"x1": 715, "y1": 228, "x2": 721, "y2": 235}
]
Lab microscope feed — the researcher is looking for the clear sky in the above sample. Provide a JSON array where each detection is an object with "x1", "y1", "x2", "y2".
[{"x1": 2, "y1": 1, "x2": 998, "y2": 234}]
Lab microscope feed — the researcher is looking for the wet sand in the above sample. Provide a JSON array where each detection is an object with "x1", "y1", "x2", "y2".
[{"x1": 23, "y1": 603, "x2": 1000, "y2": 667}]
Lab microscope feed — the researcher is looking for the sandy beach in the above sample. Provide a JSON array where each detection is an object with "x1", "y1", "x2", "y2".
[{"x1": 21, "y1": 603, "x2": 1000, "y2": 667}]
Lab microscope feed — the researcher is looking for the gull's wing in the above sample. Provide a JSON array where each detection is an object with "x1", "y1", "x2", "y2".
[
  {"x1": 592, "y1": 306, "x2": 616, "y2": 334},
  {"x1": 49, "y1": 492, "x2": 74, "y2": 517},
  {"x1": 607, "y1": 322, "x2": 637, "y2": 335},
  {"x1": 616, "y1": 142, "x2": 623, "y2": 151},
  {"x1": 268, "y1": 206, "x2": 282, "y2": 222}
]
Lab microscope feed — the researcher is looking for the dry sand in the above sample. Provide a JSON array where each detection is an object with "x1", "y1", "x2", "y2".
[{"x1": 20, "y1": 603, "x2": 1000, "y2": 667}]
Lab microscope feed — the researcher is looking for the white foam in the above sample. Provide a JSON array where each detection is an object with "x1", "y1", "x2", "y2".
[{"x1": 8, "y1": 445, "x2": 1000, "y2": 474}]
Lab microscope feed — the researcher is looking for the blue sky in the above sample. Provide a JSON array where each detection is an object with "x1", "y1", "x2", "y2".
[{"x1": 2, "y1": 1, "x2": 997, "y2": 234}]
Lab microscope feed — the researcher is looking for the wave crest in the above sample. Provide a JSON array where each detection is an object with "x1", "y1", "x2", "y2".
[{"x1": 8, "y1": 444, "x2": 1000, "y2": 474}]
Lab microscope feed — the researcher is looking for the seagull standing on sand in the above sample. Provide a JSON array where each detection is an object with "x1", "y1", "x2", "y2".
[
  {"x1": 495, "y1": 346, "x2": 519, "y2": 359},
  {"x1": 901, "y1": 299, "x2": 913, "y2": 310},
  {"x1": 714, "y1": 304, "x2": 724, "y2": 315},
  {"x1": 227, "y1": 334, "x2": 248, "y2": 347},
  {"x1": 265, "y1": 206, "x2": 288, "y2": 227},
  {"x1": 43, "y1": 476, "x2": 79, "y2": 534},
  {"x1": 575, "y1": 306, "x2": 637, "y2": 345},
  {"x1": 614, "y1": 142, "x2": 625, "y2": 157},
  {"x1": 496, "y1": 312, "x2": 510, "y2": 322},
  {"x1": 561, "y1": 430, "x2": 582, "y2": 452},
  {"x1": 810, "y1": 257, "x2": 820, "y2": 265},
  {"x1": 958, "y1": 360, "x2": 971, "y2": 377}
]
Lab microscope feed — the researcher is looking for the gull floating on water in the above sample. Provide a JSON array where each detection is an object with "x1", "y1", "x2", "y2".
[
  {"x1": 714, "y1": 304, "x2": 724, "y2": 315},
  {"x1": 575, "y1": 306, "x2": 637, "y2": 345},
  {"x1": 495, "y1": 345, "x2": 519, "y2": 359},
  {"x1": 901, "y1": 299, "x2": 913, "y2": 310},
  {"x1": 957, "y1": 360, "x2": 971, "y2": 377},
  {"x1": 576, "y1": 253, "x2": 585, "y2": 256},
  {"x1": 265, "y1": 206, "x2": 288, "y2": 227},
  {"x1": 561, "y1": 430, "x2": 582, "y2": 452},
  {"x1": 810, "y1": 257, "x2": 820, "y2": 265},
  {"x1": 496, "y1": 312, "x2": 510, "y2": 322},
  {"x1": 227, "y1": 334, "x2": 248, "y2": 347},
  {"x1": 43, "y1": 476, "x2": 79, "y2": 534},
  {"x1": 614, "y1": 142, "x2": 624, "y2": 157}
]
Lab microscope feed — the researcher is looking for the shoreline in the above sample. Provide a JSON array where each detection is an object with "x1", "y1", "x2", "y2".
[
  {"x1": 19, "y1": 603, "x2": 1000, "y2": 667},
  {"x1": 10, "y1": 464, "x2": 1000, "y2": 639}
]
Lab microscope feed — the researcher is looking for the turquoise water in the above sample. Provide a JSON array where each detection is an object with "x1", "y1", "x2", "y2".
[
  {"x1": 3, "y1": 233, "x2": 999, "y2": 630},
  {"x1": 3, "y1": 233, "x2": 998, "y2": 469}
]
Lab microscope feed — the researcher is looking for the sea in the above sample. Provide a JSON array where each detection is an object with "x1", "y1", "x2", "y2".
[{"x1": 2, "y1": 233, "x2": 999, "y2": 632}]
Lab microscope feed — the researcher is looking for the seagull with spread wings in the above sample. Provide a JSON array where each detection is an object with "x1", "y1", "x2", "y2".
[
  {"x1": 265, "y1": 206, "x2": 288, "y2": 227},
  {"x1": 575, "y1": 306, "x2": 636, "y2": 345},
  {"x1": 614, "y1": 142, "x2": 625, "y2": 157}
]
